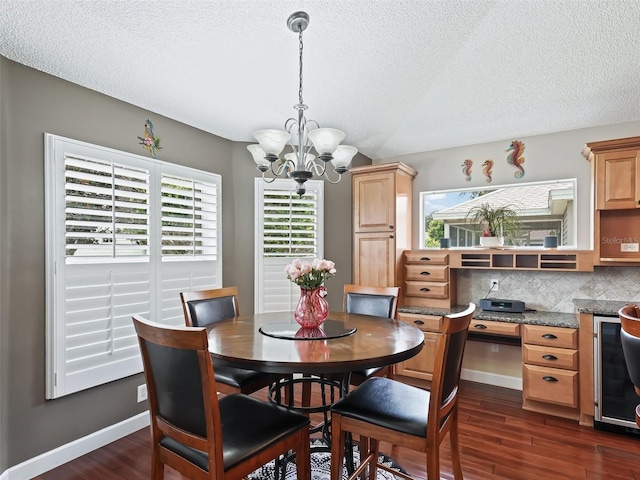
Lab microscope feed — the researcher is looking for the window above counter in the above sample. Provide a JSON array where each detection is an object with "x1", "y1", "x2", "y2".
[{"x1": 421, "y1": 179, "x2": 577, "y2": 249}]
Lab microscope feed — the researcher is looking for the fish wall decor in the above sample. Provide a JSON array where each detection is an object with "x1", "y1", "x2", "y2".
[{"x1": 505, "y1": 140, "x2": 525, "y2": 178}]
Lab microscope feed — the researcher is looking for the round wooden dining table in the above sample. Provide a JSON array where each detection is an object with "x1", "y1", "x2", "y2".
[{"x1": 205, "y1": 310, "x2": 425, "y2": 376}]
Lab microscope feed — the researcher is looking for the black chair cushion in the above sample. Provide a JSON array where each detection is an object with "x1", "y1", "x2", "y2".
[
  {"x1": 159, "y1": 394, "x2": 310, "y2": 472},
  {"x1": 350, "y1": 366, "x2": 384, "y2": 381},
  {"x1": 213, "y1": 364, "x2": 271, "y2": 388},
  {"x1": 331, "y1": 377, "x2": 429, "y2": 438},
  {"x1": 188, "y1": 296, "x2": 236, "y2": 327},
  {"x1": 346, "y1": 293, "x2": 395, "y2": 318}
]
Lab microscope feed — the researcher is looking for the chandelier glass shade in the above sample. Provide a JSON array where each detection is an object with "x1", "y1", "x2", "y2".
[{"x1": 247, "y1": 11, "x2": 357, "y2": 196}]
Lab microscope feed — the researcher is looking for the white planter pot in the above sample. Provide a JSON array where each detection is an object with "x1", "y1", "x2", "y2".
[{"x1": 480, "y1": 236, "x2": 504, "y2": 247}]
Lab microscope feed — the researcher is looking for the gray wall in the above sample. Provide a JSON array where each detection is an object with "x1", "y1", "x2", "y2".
[
  {"x1": 381, "y1": 120, "x2": 640, "y2": 250},
  {"x1": 0, "y1": 57, "x2": 367, "y2": 469}
]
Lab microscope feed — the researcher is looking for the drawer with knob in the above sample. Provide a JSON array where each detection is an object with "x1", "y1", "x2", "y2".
[
  {"x1": 469, "y1": 319, "x2": 520, "y2": 337},
  {"x1": 396, "y1": 312, "x2": 443, "y2": 333},
  {"x1": 522, "y1": 344, "x2": 578, "y2": 370},
  {"x1": 523, "y1": 325, "x2": 577, "y2": 349},
  {"x1": 405, "y1": 264, "x2": 449, "y2": 282},
  {"x1": 404, "y1": 251, "x2": 449, "y2": 265},
  {"x1": 523, "y1": 364, "x2": 578, "y2": 408},
  {"x1": 404, "y1": 281, "x2": 449, "y2": 299}
]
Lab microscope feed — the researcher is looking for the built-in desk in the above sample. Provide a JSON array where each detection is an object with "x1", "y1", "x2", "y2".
[{"x1": 396, "y1": 304, "x2": 583, "y2": 422}]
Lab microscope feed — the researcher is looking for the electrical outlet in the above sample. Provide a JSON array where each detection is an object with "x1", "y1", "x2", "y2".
[
  {"x1": 137, "y1": 384, "x2": 148, "y2": 403},
  {"x1": 490, "y1": 343, "x2": 499, "y2": 353},
  {"x1": 490, "y1": 278, "x2": 499, "y2": 293}
]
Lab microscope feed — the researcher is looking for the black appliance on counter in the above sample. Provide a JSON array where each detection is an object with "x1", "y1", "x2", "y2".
[{"x1": 593, "y1": 315, "x2": 640, "y2": 436}]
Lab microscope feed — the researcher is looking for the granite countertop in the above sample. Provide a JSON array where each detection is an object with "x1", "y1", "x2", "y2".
[
  {"x1": 398, "y1": 298, "x2": 639, "y2": 329},
  {"x1": 572, "y1": 298, "x2": 636, "y2": 317},
  {"x1": 397, "y1": 305, "x2": 579, "y2": 328}
]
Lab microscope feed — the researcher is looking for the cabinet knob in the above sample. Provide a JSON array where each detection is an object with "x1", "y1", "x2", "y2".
[
  {"x1": 542, "y1": 376, "x2": 558, "y2": 382},
  {"x1": 389, "y1": 234, "x2": 394, "y2": 239},
  {"x1": 541, "y1": 333, "x2": 558, "y2": 340},
  {"x1": 420, "y1": 257, "x2": 431, "y2": 261},
  {"x1": 420, "y1": 271, "x2": 430, "y2": 275},
  {"x1": 389, "y1": 225, "x2": 394, "y2": 229},
  {"x1": 413, "y1": 320, "x2": 425, "y2": 325},
  {"x1": 473, "y1": 324, "x2": 488, "y2": 329},
  {"x1": 420, "y1": 287, "x2": 430, "y2": 292},
  {"x1": 542, "y1": 354, "x2": 558, "y2": 361}
]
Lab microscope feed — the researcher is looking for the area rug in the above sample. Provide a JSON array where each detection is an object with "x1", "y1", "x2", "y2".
[{"x1": 248, "y1": 440, "x2": 407, "y2": 480}]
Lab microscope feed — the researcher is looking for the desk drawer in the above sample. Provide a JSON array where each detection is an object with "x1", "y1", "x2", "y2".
[
  {"x1": 404, "y1": 281, "x2": 448, "y2": 299},
  {"x1": 523, "y1": 364, "x2": 578, "y2": 408},
  {"x1": 523, "y1": 344, "x2": 578, "y2": 370},
  {"x1": 404, "y1": 251, "x2": 449, "y2": 265},
  {"x1": 405, "y1": 265, "x2": 448, "y2": 282},
  {"x1": 469, "y1": 319, "x2": 521, "y2": 337},
  {"x1": 397, "y1": 312, "x2": 443, "y2": 332},
  {"x1": 523, "y1": 325, "x2": 578, "y2": 349}
]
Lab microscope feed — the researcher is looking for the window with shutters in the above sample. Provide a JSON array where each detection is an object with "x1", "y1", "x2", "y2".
[
  {"x1": 254, "y1": 178, "x2": 324, "y2": 313},
  {"x1": 45, "y1": 134, "x2": 222, "y2": 398}
]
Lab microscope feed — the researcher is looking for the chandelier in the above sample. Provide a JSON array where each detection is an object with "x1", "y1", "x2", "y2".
[{"x1": 247, "y1": 11, "x2": 357, "y2": 196}]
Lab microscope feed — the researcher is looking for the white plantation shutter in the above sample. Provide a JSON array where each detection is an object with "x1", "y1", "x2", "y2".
[
  {"x1": 254, "y1": 178, "x2": 324, "y2": 313},
  {"x1": 45, "y1": 134, "x2": 222, "y2": 398}
]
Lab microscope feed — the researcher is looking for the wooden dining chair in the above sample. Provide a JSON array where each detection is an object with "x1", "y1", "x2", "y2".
[
  {"x1": 179, "y1": 287, "x2": 274, "y2": 396},
  {"x1": 132, "y1": 315, "x2": 311, "y2": 480},
  {"x1": 619, "y1": 303, "x2": 640, "y2": 428},
  {"x1": 329, "y1": 303, "x2": 476, "y2": 480},
  {"x1": 343, "y1": 284, "x2": 400, "y2": 386}
]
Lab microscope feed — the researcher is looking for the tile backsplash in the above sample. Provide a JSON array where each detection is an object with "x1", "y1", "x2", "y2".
[{"x1": 456, "y1": 266, "x2": 640, "y2": 313}]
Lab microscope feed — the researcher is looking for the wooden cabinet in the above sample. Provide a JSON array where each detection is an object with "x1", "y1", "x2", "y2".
[
  {"x1": 401, "y1": 250, "x2": 456, "y2": 309},
  {"x1": 351, "y1": 163, "x2": 417, "y2": 288},
  {"x1": 595, "y1": 149, "x2": 640, "y2": 210},
  {"x1": 522, "y1": 324, "x2": 579, "y2": 420},
  {"x1": 583, "y1": 137, "x2": 640, "y2": 264},
  {"x1": 395, "y1": 312, "x2": 442, "y2": 381}
]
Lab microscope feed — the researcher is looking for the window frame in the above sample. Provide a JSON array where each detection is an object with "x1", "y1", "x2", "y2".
[
  {"x1": 44, "y1": 133, "x2": 222, "y2": 398},
  {"x1": 254, "y1": 178, "x2": 324, "y2": 313}
]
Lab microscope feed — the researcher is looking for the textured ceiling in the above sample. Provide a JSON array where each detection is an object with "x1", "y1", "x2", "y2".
[{"x1": 1, "y1": 1, "x2": 639, "y2": 160}]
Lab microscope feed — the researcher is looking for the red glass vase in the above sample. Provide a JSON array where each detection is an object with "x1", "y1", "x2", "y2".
[{"x1": 294, "y1": 286, "x2": 329, "y2": 328}]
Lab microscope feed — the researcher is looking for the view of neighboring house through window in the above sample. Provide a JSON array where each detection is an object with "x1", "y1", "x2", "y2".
[
  {"x1": 254, "y1": 178, "x2": 324, "y2": 313},
  {"x1": 421, "y1": 179, "x2": 576, "y2": 248},
  {"x1": 45, "y1": 134, "x2": 222, "y2": 398}
]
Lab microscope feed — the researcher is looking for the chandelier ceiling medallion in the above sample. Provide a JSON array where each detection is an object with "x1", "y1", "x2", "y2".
[{"x1": 247, "y1": 11, "x2": 357, "y2": 196}]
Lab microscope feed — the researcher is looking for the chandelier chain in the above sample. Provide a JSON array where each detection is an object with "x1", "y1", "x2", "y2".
[{"x1": 298, "y1": 29, "x2": 304, "y2": 106}]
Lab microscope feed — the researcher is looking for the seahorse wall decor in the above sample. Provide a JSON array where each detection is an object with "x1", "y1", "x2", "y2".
[
  {"x1": 482, "y1": 159, "x2": 494, "y2": 183},
  {"x1": 461, "y1": 159, "x2": 473, "y2": 182},
  {"x1": 137, "y1": 118, "x2": 162, "y2": 158},
  {"x1": 505, "y1": 140, "x2": 525, "y2": 178}
]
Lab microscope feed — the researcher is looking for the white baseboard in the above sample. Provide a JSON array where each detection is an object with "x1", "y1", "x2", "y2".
[
  {"x1": 1, "y1": 411, "x2": 149, "y2": 480},
  {"x1": 461, "y1": 367, "x2": 522, "y2": 391}
]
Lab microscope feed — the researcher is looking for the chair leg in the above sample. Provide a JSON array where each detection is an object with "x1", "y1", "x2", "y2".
[
  {"x1": 368, "y1": 438, "x2": 379, "y2": 480},
  {"x1": 426, "y1": 443, "x2": 440, "y2": 480},
  {"x1": 151, "y1": 453, "x2": 164, "y2": 480},
  {"x1": 330, "y1": 414, "x2": 347, "y2": 480},
  {"x1": 296, "y1": 430, "x2": 311, "y2": 480},
  {"x1": 449, "y1": 410, "x2": 463, "y2": 480}
]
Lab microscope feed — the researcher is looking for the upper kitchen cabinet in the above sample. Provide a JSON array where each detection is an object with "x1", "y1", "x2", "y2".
[
  {"x1": 583, "y1": 136, "x2": 640, "y2": 264},
  {"x1": 351, "y1": 163, "x2": 417, "y2": 288},
  {"x1": 583, "y1": 136, "x2": 640, "y2": 210}
]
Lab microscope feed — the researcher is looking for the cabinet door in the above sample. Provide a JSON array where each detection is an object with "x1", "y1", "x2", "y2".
[
  {"x1": 396, "y1": 331, "x2": 440, "y2": 381},
  {"x1": 596, "y1": 150, "x2": 640, "y2": 210},
  {"x1": 353, "y1": 232, "x2": 395, "y2": 287},
  {"x1": 353, "y1": 172, "x2": 396, "y2": 232}
]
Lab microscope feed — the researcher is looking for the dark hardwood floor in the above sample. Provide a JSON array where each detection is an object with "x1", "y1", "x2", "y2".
[{"x1": 33, "y1": 381, "x2": 640, "y2": 480}]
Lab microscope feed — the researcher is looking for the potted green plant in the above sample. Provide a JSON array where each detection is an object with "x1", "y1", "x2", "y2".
[{"x1": 466, "y1": 203, "x2": 520, "y2": 247}]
